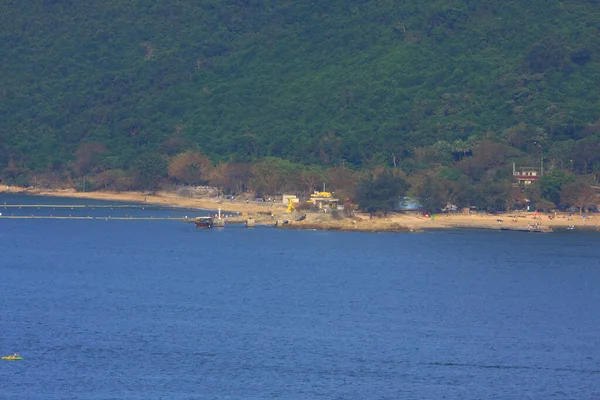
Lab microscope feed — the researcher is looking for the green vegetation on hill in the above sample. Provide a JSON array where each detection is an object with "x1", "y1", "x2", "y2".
[{"x1": 1, "y1": 0, "x2": 599, "y2": 212}]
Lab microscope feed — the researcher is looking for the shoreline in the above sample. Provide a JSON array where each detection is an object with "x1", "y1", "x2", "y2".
[
  {"x1": 1, "y1": 186, "x2": 598, "y2": 233},
  {"x1": 0, "y1": 186, "x2": 285, "y2": 214},
  {"x1": 283, "y1": 214, "x2": 598, "y2": 233}
]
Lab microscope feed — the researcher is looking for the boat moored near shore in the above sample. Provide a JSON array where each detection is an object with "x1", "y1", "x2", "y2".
[{"x1": 194, "y1": 216, "x2": 214, "y2": 229}]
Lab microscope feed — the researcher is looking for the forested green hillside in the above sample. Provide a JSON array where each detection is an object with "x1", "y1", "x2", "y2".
[{"x1": 1, "y1": 1, "x2": 600, "y2": 211}]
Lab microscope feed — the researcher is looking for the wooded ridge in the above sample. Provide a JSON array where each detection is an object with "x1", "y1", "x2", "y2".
[{"x1": 1, "y1": 1, "x2": 599, "y2": 212}]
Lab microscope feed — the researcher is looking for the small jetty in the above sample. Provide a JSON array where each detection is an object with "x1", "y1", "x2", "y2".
[
  {"x1": 185, "y1": 215, "x2": 274, "y2": 228},
  {"x1": 183, "y1": 208, "x2": 276, "y2": 228}
]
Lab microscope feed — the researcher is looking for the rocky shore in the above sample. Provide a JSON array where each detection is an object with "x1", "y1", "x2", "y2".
[{"x1": 278, "y1": 220, "x2": 420, "y2": 233}]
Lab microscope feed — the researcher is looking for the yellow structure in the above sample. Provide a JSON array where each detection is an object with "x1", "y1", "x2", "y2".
[
  {"x1": 283, "y1": 194, "x2": 299, "y2": 213},
  {"x1": 309, "y1": 191, "x2": 339, "y2": 210},
  {"x1": 286, "y1": 198, "x2": 297, "y2": 213}
]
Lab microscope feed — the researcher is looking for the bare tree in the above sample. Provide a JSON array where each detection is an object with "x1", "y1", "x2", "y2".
[
  {"x1": 250, "y1": 159, "x2": 281, "y2": 196},
  {"x1": 167, "y1": 151, "x2": 212, "y2": 185},
  {"x1": 1, "y1": 158, "x2": 26, "y2": 182},
  {"x1": 298, "y1": 170, "x2": 323, "y2": 196},
  {"x1": 159, "y1": 137, "x2": 189, "y2": 156},
  {"x1": 226, "y1": 163, "x2": 252, "y2": 194},
  {"x1": 560, "y1": 181, "x2": 598, "y2": 214},
  {"x1": 74, "y1": 142, "x2": 107, "y2": 176},
  {"x1": 140, "y1": 42, "x2": 154, "y2": 59},
  {"x1": 324, "y1": 166, "x2": 358, "y2": 202}
]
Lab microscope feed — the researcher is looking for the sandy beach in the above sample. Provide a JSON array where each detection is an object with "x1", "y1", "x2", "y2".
[
  {"x1": 0, "y1": 185, "x2": 285, "y2": 214},
  {"x1": 286, "y1": 211, "x2": 598, "y2": 232},
  {"x1": 1, "y1": 185, "x2": 597, "y2": 232}
]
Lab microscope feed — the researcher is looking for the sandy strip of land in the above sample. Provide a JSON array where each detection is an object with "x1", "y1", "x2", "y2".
[
  {"x1": 1, "y1": 186, "x2": 597, "y2": 231},
  {"x1": 0, "y1": 186, "x2": 285, "y2": 214},
  {"x1": 290, "y1": 212, "x2": 598, "y2": 232}
]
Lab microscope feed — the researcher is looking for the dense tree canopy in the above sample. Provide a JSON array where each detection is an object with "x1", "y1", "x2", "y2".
[
  {"x1": 356, "y1": 170, "x2": 409, "y2": 215},
  {"x1": 1, "y1": 0, "x2": 599, "y2": 212}
]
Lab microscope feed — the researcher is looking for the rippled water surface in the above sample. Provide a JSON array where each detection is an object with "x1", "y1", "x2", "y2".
[{"x1": 1, "y1": 195, "x2": 599, "y2": 399}]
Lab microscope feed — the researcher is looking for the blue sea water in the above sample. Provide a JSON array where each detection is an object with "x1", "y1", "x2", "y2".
[{"x1": 1, "y1": 195, "x2": 599, "y2": 399}]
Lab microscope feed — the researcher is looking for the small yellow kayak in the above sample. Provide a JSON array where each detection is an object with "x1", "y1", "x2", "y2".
[{"x1": 2, "y1": 354, "x2": 24, "y2": 361}]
